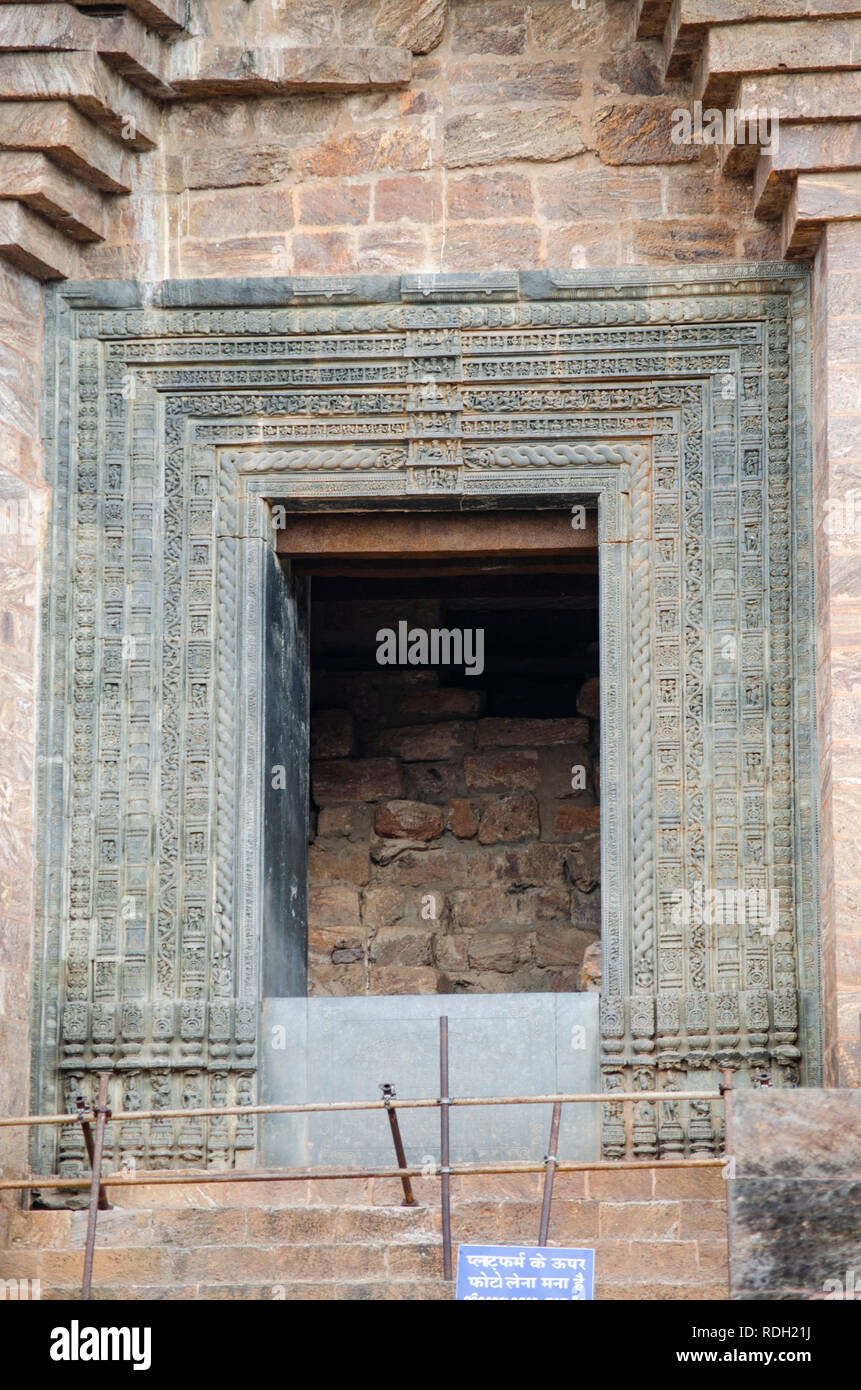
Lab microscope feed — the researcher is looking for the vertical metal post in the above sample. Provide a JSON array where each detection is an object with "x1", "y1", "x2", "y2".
[
  {"x1": 76, "y1": 1095, "x2": 111, "y2": 1213},
  {"x1": 538, "y1": 1101, "x2": 562, "y2": 1246},
  {"x1": 380, "y1": 1084, "x2": 417, "y2": 1207},
  {"x1": 720, "y1": 1066, "x2": 735, "y2": 1175},
  {"x1": 439, "y1": 1016, "x2": 453, "y2": 1281},
  {"x1": 81, "y1": 1072, "x2": 112, "y2": 1301}
]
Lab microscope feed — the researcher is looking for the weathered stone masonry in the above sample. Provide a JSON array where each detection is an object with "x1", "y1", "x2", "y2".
[
  {"x1": 308, "y1": 668, "x2": 602, "y2": 997},
  {"x1": 0, "y1": 0, "x2": 858, "y2": 1189}
]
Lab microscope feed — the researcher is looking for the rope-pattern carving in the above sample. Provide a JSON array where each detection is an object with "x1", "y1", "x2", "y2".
[
  {"x1": 465, "y1": 442, "x2": 648, "y2": 468},
  {"x1": 234, "y1": 446, "x2": 407, "y2": 472},
  {"x1": 630, "y1": 446, "x2": 655, "y2": 991},
  {"x1": 213, "y1": 454, "x2": 239, "y2": 998}
]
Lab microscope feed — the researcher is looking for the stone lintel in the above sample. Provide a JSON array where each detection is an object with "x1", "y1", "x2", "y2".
[{"x1": 274, "y1": 509, "x2": 600, "y2": 561}]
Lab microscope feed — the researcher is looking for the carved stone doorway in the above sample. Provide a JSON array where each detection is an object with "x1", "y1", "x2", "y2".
[{"x1": 35, "y1": 267, "x2": 819, "y2": 1175}]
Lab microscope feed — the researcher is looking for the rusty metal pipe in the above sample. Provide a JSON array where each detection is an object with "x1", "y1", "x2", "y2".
[
  {"x1": 439, "y1": 1016, "x2": 452, "y2": 1281},
  {"x1": 381, "y1": 1084, "x2": 417, "y2": 1207},
  {"x1": 0, "y1": 1089, "x2": 722, "y2": 1128},
  {"x1": 76, "y1": 1094, "x2": 110, "y2": 1213},
  {"x1": 538, "y1": 1101, "x2": 562, "y2": 1247},
  {"x1": 0, "y1": 1155, "x2": 726, "y2": 1195},
  {"x1": 720, "y1": 1066, "x2": 735, "y2": 1177},
  {"x1": 80, "y1": 1072, "x2": 111, "y2": 1301}
]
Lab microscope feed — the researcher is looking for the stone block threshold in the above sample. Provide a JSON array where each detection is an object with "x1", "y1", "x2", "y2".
[{"x1": 1, "y1": 1168, "x2": 728, "y2": 1301}]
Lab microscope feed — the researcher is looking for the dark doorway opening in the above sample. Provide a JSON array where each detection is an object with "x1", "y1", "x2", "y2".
[{"x1": 278, "y1": 509, "x2": 601, "y2": 999}]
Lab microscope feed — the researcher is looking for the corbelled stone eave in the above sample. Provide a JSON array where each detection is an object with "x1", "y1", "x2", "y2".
[
  {"x1": 0, "y1": 4, "x2": 175, "y2": 97},
  {"x1": 752, "y1": 122, "x2": 861, "y2": 218},
  {"x1": 662, "y1": 0, "x2": 861, "y2": 81},
  {"x1": 0, "y1": 6, "x2": 415, "y2": 278},
  {"x1": 165, "y1": 43, "x2": 413, "y2": 97},
  {"x1": 0, "y1": 196, "x2": 77, "y2": 277},
  {"x1": 0, "y1": 99, "x2": 135, "y2": 192},
  {"x1": 630, "y1": 0, "x2": 861, "y2": 259},
  {"x1": 693, "y1": 17, "x2": 861, "y2": 107},
  {"x1": 0, "y1": 149, "x2": 107, "y2": 240},
  {"x1": 0, "y1": 51, "x2": 159, "y2": 148}
]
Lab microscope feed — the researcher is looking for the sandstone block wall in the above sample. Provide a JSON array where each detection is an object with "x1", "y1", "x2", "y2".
[
  {"x1": 813, "y1": 223, "x2": 861, "y2": 1089},
  {"x1": 727, "y1": 1090, "x2": 861, "y2": 1299},
  {"x1": 80, "y1": 0, "x2": 780, "y2": 281},
  {"x1": 308, "y1": 668, "x2": 601, "y2": 995},
  {"x1": 0, "y1": 260, "x2": 43, "y2": 1191},
  {"x1": 0, "y1": 1166, "x2": 728, "y2": 1300},
  {"x1": 0, "y1": 0, "x2": 858, "y2": 1178}
]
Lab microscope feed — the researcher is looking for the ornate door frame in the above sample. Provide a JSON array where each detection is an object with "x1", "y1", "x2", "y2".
[{"x1": 34, "y1": 265, "x2": 818, "y2": 1173}]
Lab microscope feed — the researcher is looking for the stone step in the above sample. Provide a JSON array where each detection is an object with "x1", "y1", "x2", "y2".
[
  {"x1": 0, "y1": 100, "x2": 134, "y2": 192},
  {"x1": 0, "y1": 50, "x2": 158, "y2": 149},
  {"x1": 1, "y1": 1168, "x2": 728, "y2": 1299},
  {"x1": 752, "y1": 121, "x2": 861, "y2": 218},
  {"x1": 0, "y1": 150, "x2": 107, "y2": 239},
  {"x1": 694, "y1": 17, "x2": 861, "y2": 108},
  {"x1": 8, "y1": 1203, "x2": 442, "y2": 1249},
  {"x1": 0, "y1": 4, "x2": 173, "y2": 97},
  {"x1": 39, "y1": 1279, "x2": 456, "y2": 1301},
  {"x1": 0, "y1": 196, "x2": 76, "y2": 276}
]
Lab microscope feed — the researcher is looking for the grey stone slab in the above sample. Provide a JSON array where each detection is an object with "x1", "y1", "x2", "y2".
[
  {"x1": 260, "y1": 993, "x2": 600, "y2": 1169},
  {"x1": 727, "y1": 1090, "x2": 861, "y2": 1299},
  {"x1": 730, "y1": 1089, "x2": 861, "y2": 1178},
  {"x1": 728, "y1": 1177, "x2": 861, "y2": 1296}
]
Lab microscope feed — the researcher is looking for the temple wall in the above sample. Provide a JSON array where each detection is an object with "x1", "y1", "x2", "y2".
[
  {"x1": 0, "y1": 261, "x2": 43, "y2": 1192},
  {"x1": 0, "y1": 0, "x2": 858, "y2": 1185},
  {"x1": 812, "y1": 223, "x2": 861, "y2": 1089},
  {"x1": 77, "y1": 0, "x2": 780, "y2": 282}
]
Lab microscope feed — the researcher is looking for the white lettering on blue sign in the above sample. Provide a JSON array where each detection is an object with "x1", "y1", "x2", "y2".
[{"x1": 456, "y1": 1245, "x2": 595, "y2": 1300}]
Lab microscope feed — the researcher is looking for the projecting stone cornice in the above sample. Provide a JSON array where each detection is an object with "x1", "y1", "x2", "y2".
[
  {"x1": 164, "y1": 41, "x2": 412, "y2": 96},
  {"x1": 633, "y1": 0, "x2": 861, "y2": 256},
  {"x1": 0, "y1": 0, "x2": 444, "y2": 278}
]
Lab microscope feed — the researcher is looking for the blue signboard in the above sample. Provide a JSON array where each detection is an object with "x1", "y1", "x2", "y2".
[{"x1": 456, "y1": 1245, "x2": 595, "y2": 1300}]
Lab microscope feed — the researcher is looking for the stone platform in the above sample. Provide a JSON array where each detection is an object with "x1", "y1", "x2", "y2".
[{"x1": 0, "y1": 1166, "x2": 728, "y2": 1302}]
